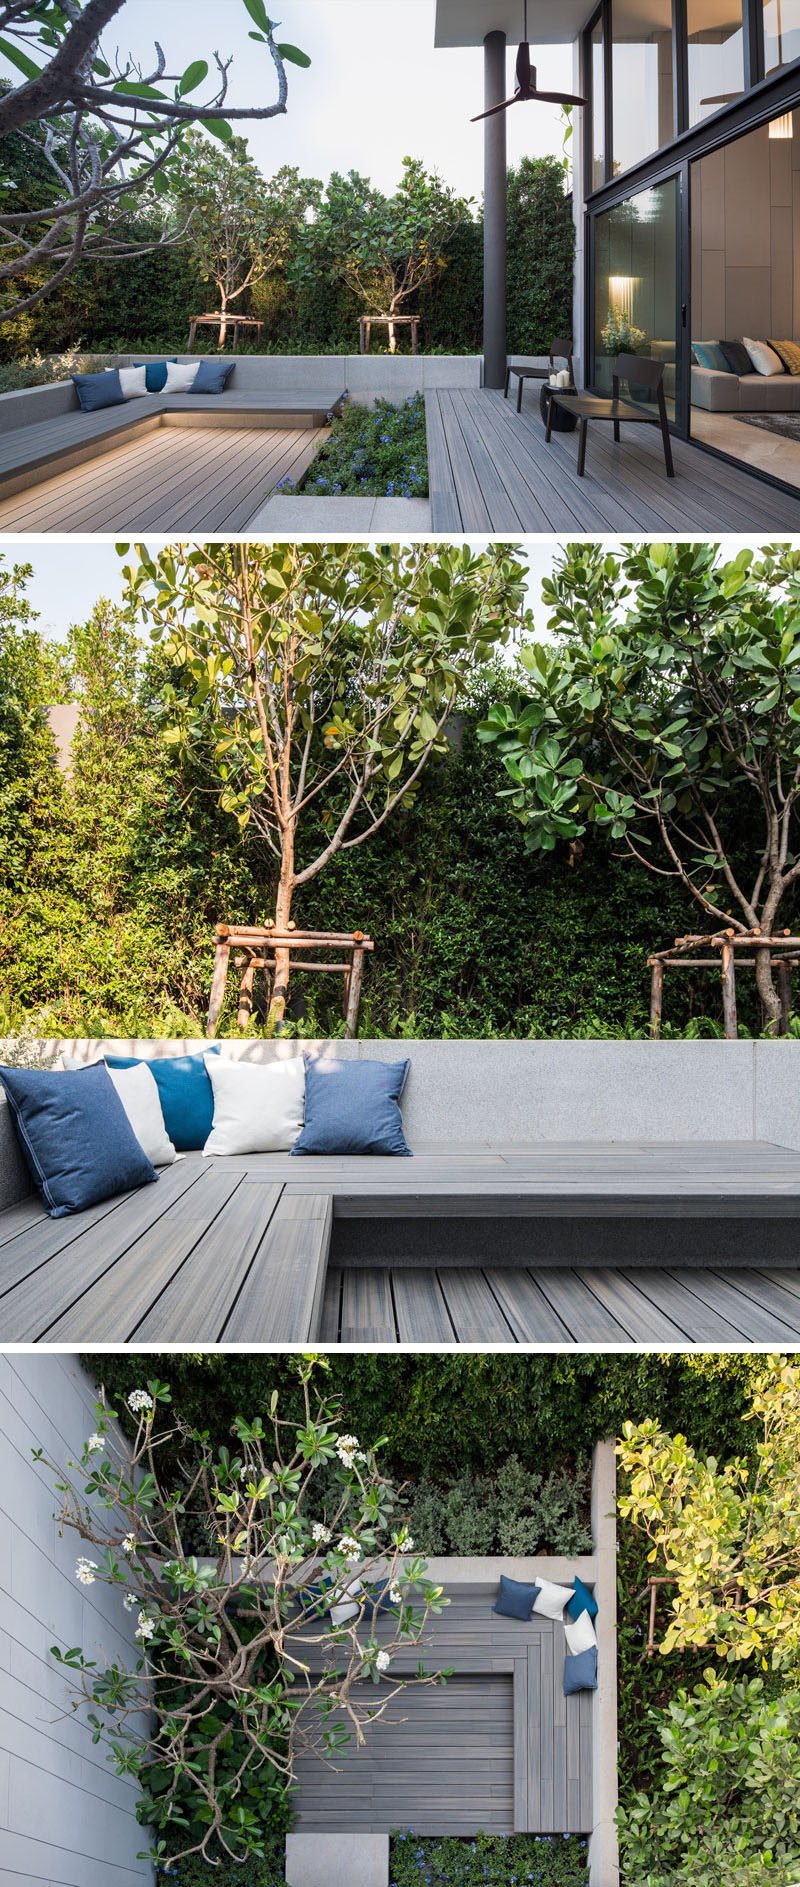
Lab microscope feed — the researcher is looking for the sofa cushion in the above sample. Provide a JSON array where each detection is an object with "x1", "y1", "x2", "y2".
[
  {"x1": 0, "y1": 1062, "x2": 157, "y2": 1218},
  {"x1": 63, "y1": 1056, "x2": 176, "y2": 1167},
  {"x1": 532, "y1": 1579, "x2": 573, "y2": 1621},
  {"x1": 738, "y1": 372, "x2": 800, "y2": 411},
  {"x1": 71, "y1": 369, "x2": 125, "y2": 412},
  {"x1": 493, "y1": 1574, "x2": 540, "y2": 1620},
  {"x1": 567, "y1": 1575, "x2": 599, "y2": 1622},
  {"x1": 769, "y1": 339, "x2": 800, "y2": 375},
  {"x1": 291, "y1": 1056, "x2": 412, "y2": 1157},
  {"x1": 692, "y1": 340, "x2": 729, "y2": 372},
  {"x1": 134, "y1": 358, "x2": 177, "y2": 392},
  {"x1": 164, "y1": 361, "x2": 200, "y2": 393},
  {"x1": 105, "y1": 1048, "x2": 221, "y2": 1151},
  {"x1": 202, "y1": 1053, "x2": 305, "y2": 1155},
  {"x1": 565, "y1": 1609, "x2": 597, "y2": 1656},
  {"x1": 690, "y1": 366, "x2": 740, "y2": 412},
  {"x1": 191, "y1": 358, "x2": 235, "y2": 394},
  {"x1": 744, "y1": 337, "x2": 785, "y2": 376},
  {"x1": 563, "y1": 1647, "x2": 597, "y2": 1695},
  {"x1": 105, "y1": 364, "x2": 149, "y2": 400},
  {"x1": 720, "y1": 340, "x2": 753, "y2": 376}
]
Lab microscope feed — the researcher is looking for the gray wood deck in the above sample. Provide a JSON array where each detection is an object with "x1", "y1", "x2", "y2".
[
  {"x1": 425, "y1": 387, "x2": 800, "y2": 531},
  {"x1": 2, "y1": 1141, "x2": 800, "y2": 1344},
  {"x1": 0, "y1": 419, "x2": 328, "y2": 532},
  {"x1": 291, "y1": 1581, "x2": 591, "y2": 1835}
]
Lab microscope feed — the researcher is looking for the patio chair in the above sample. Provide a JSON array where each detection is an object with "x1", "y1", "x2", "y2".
[
  {"x1": 546, "y1": 353, "x2": 675, "y2": 477},
  {"x1": 504, "y1": 336, "x2": 574, "y2": 414}
]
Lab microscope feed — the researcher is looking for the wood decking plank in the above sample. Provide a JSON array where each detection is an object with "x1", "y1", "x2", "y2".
[
  {"x1": 576, "y1": 1267, "x2": 691, "y2": 1341},
  {"x1": 424, "y1": 390, "x2": 463, "y2": 531},
  {"x1": 133, "y1": 1182, "x2": 284, "y2": 1340},
  {"x1": 339, "y1": 1267, "x2": 397, "y2": 1344},
  {"x1": 392, "y1": 1268, "x2": 456, "y2": 1342},
  {"x1": 534, "y1": 1271, "x2": 631, "y2": 1342},
  {"x1": 318, "y1": 1265, "x2": 342, "y2": 1342},
  {"x1": 668, "y1": 1265, "x2": 800, "y2": 1341},
  {"x1": 473, "y1": 390, "x2": 652, "y2": 532},
  {"x1": 435, "y1": 390, "x2": 494, "y2": 530},
  {"x1": 711, "y1": 1268, "x2": 800, "y2": 1332},
  {"x1": 621, "y1": 1267, "x2": 743, "y2": 1340},
  {"x1": 221, "y1": 1192, "x2": 332, "y2": 1342},
  {"x1": 488, "y1": 1269, "x2": 572, "y2": 1341},
  {"x1": 437, "y1": 1269, "x2": 515, "y2": 1342}
]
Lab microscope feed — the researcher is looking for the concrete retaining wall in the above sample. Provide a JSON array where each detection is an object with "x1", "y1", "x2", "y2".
[
  {"x1": 0, "y1": 354, "x2": 482, "y2": 433},
  {"x1": 0, "y1": 1353, "x2": 155, "y2": 1887}
]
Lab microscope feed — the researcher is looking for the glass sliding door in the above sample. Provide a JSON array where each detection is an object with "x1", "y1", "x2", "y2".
[{"x1": 593, "y1": 174, "x2": 683, "y2": 424}]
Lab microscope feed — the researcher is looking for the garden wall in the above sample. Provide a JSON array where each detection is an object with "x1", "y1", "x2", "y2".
[{"x1": 0, "y1": 1354, "x2": 155, "y2": 1887}]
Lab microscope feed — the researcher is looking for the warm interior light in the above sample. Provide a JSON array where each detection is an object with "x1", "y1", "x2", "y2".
[
  {"x1": 608, "y1": 274, "x2": 638, "y2": 318},
  {"x1": 769, "y1": 111, "x2": 794, "y2": 138}
]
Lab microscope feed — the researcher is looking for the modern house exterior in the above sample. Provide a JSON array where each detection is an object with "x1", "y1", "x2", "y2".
[{"x1": 434, "y1": 0, "x2": 800, "y2": 485}]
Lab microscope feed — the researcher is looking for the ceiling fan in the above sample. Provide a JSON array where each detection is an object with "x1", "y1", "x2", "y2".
[{"x1": 471, "y1": 0, "x2": 587, "y2": 122}]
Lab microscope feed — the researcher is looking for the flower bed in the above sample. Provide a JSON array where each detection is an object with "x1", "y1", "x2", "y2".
[
  {"x1": 390, "y1": 1831, "x2": 588, "y2": 1885},
  {"x1": 281, "y1": 391, "x2": 428, "y2": 498}
]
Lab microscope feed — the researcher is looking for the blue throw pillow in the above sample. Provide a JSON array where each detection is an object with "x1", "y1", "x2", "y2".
[
  {"x1": 493, "y1": 1574, "x2": 540, "y2": 1621},
  {"x1": 134, "y1": 358, "x2": 177, "y2": 392},
  {"x1": 291, "y1": 1055, "x2": 412, "y2": 1157},
  {"x1": 105, "y1": 1048, "x2": 221, "y2": 1152},
  {"x1": 190, "y1": 358, "x2": 234, "y2": 394},
  {"x1": 71, "y1": 369, "x2": 125, "y2": 412},
  {"x1": 563, "y1": 1647, "x2": 597, "y2": 1695},
  {"x1": 692, "y1": 341, "x2": 729, "y2": 372},
  {"x1": 0, "y1": 1063, "x2": 156, "y2": 1218},
  {"x1": 567, "y1": 1576, "x2": 599, "y2": 1622}
]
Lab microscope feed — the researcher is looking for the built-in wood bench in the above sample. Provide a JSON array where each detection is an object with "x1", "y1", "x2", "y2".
[{"x1": 4, "y1": 1039, "x2": 800, "y2": 1344}]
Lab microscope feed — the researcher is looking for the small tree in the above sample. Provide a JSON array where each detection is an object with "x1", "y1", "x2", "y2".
[
  {"x1": 173, "y1": 135, "x2": 320, "y2": 344},
  {"x1": 0, "y1": 0, "x2": 309, "y2": 322},
  {"x1": 122, "y1": 538, "x2": 525, "y2": 1026},
  {"x1": 480, "y1": 541, "x2": 800, "y2": 1028},
  {"x1": 298, "y1": 157, "x2": 473, "y2": 351},
  {"x1": 39, "y1": 1357, "x2": 448, "y2": 1869},
  {"x1": 617, "y1": 1354, "x2": 800, "y2": 1675}
]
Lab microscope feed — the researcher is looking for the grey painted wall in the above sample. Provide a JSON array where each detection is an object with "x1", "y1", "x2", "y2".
[
  {"x1": 692, "y1": 109, "x2": 800, "y2": 343},
  {"x1": 0, "y1": 1354, "x2": 155, "y2": 1887}
]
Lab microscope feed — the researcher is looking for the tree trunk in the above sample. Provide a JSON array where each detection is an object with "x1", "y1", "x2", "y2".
[
  {"x1": 754, "y1": 940, "x2": 782, "y2": 1034},
  {"x1": 387, "y1": 319, "x2": 397, "y2": 353},
  {"x1": 266, "y1": 846, "x2": 295, "y2": 1031},
  {"x1": 218, "y1": 292, "x2": 228, "y2": 348}
]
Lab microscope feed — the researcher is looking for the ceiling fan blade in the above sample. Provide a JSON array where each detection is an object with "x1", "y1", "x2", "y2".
[
  {"x1": 470, "y1": 94, "x2": 519, "y2": 121},
  {"x1": 531, "y1": 88, "x2": 588, "y2": 106},
  {"x1": 516, "y1": 42, "x2": 531, "y2": 90}
]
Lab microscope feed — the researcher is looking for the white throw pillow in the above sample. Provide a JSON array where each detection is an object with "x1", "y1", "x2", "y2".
[
  {"x1": 105, "y1": 364, "x2": 149, "y2": 399},
  {"x1": 743, "y1": 337, "x2": 785, "y2": 377},
  {"x1": 202, "y1": 1055, "x2": 305, "y2": 1156},
  {"x1": 533, "y1": 1579, "x2": 574, "y2": 1621},
  {"x1": 163, "y1": 360, "x2": 200, "y2": 393},
  {"x1": 62, "y1": 1055, "x2": 176, "y2": 1165},
  {"x1": 564, "y1": 1609, "x2": 597, "y2": 1655}
]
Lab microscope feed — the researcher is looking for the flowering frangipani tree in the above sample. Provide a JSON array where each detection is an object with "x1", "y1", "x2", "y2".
[{"x1": 35, "y1": 1357, "x2": 448, "y2": 1869}]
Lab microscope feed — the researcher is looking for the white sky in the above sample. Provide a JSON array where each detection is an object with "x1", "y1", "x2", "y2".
[
  {"x1": 5, "y1": 536, "x2": 773, "y2": 647},
  {"x1": 0, "y1": 0, "x2": 575, "y2": 202}
]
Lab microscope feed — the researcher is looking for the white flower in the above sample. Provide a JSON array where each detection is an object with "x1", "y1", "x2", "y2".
[
  {"x1": 86, "y1": 1433, "x2": 105, "y2": 1454},
  {"x1": 336, "y1": 1433, "x2": 360, "y2": 1469},
  {"x1": 75, "y1": 1557, "x2": 98, "y2": 1586},
  {"x1": 338, "y1": 1532, "x2": 362, "y2": 1564},
  {"x1": 238, "y1": 1463, "x2": 251, "y2": 1481},
  {"x1": 396, "y1": 1532, "x2": 414, "y2": 1552},
  {"x1": 376, "y1": 1649, "x2": 391, "y2": 1672},
  {"x1": 123, "y1": 1591, "x2": 138, "y2": 1612},
  {"x1": 389, "y1": 1584, "x2": 402, "y2": 1604},
  {"x1": 121, "y1": 1533, "x2": 136, "y2": 1555},
  {"x1": 135, "y1": 1612, "x2": 155, "y2": 1642},
  {"x1": 311, "y1": 1522, "x2": 331, "y2": 1544},
  {"x1": 127, "y1": 1389, "x2": 154, "y2": 1416}
]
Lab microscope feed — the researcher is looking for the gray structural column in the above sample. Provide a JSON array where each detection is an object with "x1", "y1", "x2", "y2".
[{"x1": 483, "y1": 31, "x2": 507, "y2": 388}]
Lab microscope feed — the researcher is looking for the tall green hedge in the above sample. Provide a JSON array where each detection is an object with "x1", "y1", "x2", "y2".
[{"x1": 0, "y1": 157, "x2": 573, "y2": 360}]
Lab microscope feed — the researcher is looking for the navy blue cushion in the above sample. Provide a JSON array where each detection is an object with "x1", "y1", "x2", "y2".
[
  {"x1": 0, "y1": 1063, "x2": 156, "y2": 1218},
  {"x1": 105, "y1": 1049, "x2": 220, "y2": 1152},
  {"x1": 190, "y1": 358, "x2": 234, "y2": 394},
  {"x1": 563, "y1": 1647, "x2": 597, "y2": 1695},
  {"x1": 567, "y1": 1576, "x2": 598, "y2": 1622},
  {"x1": 493, "y1": 1574, "x2": 540, "y2": 1620},
  {"x1": 71, "y1": 370, "x2": 125, "y2": 412},
  {"x1": 134, "y1": 358, "x2": 177, "y2": 392},
  {"x1": 719, "y1": 339, "x2": 753, "y2": 377},
  {"x1": 291, "y1": 1055, "x2": 412, "y2": 1157}
]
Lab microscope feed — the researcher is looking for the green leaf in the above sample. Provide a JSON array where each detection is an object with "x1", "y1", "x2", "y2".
[
  {"x1": 0, "y1": 35, "x2": 44, "y2": 80},
  {"x1": 205, "y1": 117, "x2": 234, "y2": 143},
  {"x1": 276, "y1": 42, "x2": 311, "y2": 67},
  {"x1": 179, "y1": 60, "x2": 209, "y2": 95},
  {"x1": 242, "y1": 0, "x2": 273, "y2": 31}
]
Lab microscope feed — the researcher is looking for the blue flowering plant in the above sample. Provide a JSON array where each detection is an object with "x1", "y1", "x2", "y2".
[
  {"x1": 298, "y1": 391, "x2": 428, "y2": 498},
  {"x1": 39, "y1": 1357, "x2": 449, "y2": 1872},
  {"x1": 389, "y1": 1830, "x2": 588, "y2": 1885}
]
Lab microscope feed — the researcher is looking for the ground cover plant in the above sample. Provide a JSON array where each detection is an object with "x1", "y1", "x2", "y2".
[
  {"x1": 389, "y1": 1831, "x2": 588, "y2": 1885},
  {"x1": 291, "y1": 392, "x2": 428, "y2": 499}
]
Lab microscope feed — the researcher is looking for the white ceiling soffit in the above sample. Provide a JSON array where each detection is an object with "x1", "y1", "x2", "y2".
[{"x1": 434, "y1": 0, "x2": 594, "y2": 49}]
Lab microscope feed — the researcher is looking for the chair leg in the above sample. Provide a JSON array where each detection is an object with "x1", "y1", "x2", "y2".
[
  {"x1": 517, "y1": 376, "x2": 524, "y2": 414},
  {"x1": 545, "y1": 395, "x2": 554, "y2": 443},
  {"x1": 613, "y1": 419, "x2": 620, "y2": 443},
  {"x1": 504, "y1": 368, "x2": 511, "y2": 399},
  {"x1": 577, "y1": 417, "x2": 588, "y2": 476},
  {"x1": 659, "y1": 399, "x2": 675, "y2": 477}
]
